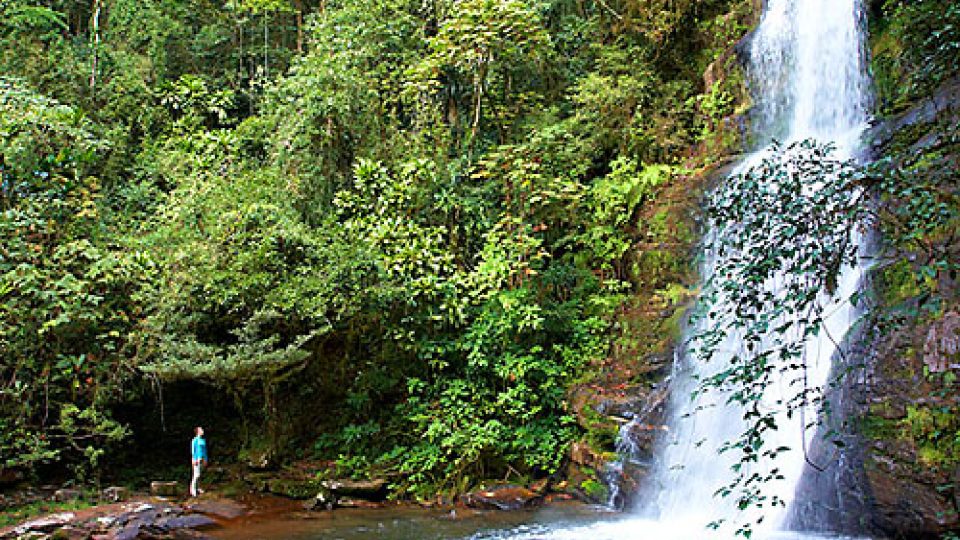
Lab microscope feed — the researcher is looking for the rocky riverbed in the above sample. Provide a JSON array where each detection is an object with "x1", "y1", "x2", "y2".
[
  {"x1": 0, "y1": 496, "x2": 248, "y2": 540},
  {"x1": 0, "y1": 470, "x2": 590, "y2": 540}
]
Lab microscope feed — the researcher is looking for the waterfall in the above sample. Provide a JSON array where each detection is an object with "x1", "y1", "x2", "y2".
[
  {"x1": 638, "y1": 0, "x2": 872, "y2": 534},
  {"x1": 492, "y1": 1, "x2": 873, "y2": 538}
]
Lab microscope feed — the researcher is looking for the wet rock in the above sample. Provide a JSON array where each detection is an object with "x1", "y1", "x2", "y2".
[
  {"x1": 95, "y1": 516, "x2": 118, "y2": 529},
  {"x1": 618, "y1": 420, "x2": 669, "y2": 462},
  {"x1": 866, "y1": 461, "x2": 956, "y2": 536},
  {"x1": 15, "y1": 533, "x2": 51, "y2": 540},
  {"x1": 170, "y1": 530, "x2": 214, "y2": 540},
  {"x1": 923, "y1": 311, "x2": 960, "y2": 373},
  {"x1": 53, "y1": 489, "x2": 82, "y2": 502},
  {"x1": 102, "y1": 487, "x2": 129, "y2": 503},
  {"x1": 114, "y1": 501, "x2": 176, "y2": 530},
  {"x1": 605, "y1": 458, "x2": 650, "y2": 510},
  {"x1": 185, "y1": 499, "x2": 247, "y2": 520},
  {"x1": 113, "y1": 523, "x2": 141, "y2": 540},
  {"x1": 49, "y1": 525, "x2": 89, "y2": 540},
  {"x1": 867, "y1": 76, "x2": 960, "y2": 153},
  {"x1": 789, "y1": 260, "x2": 960, "y2": 537},
  {"x1": 11, "y1": 513, "x2": 76, "y2": 536},
  {"x1": 302, "y1": 486, "x2": 336, "y2": 511},
  {"x1": 528, "y1": 478, "x2": 550, "y2": 495},
  {"x1": 319, "y1": 478, "x2": 387, "y2": 500},
  {"x1": 150, "y1": 481, "x2": 180, "y2": 497},
  {"x1": 333, "y1": 498, "x2": 382, "y2": 509},
  {"x1": 154, "y1": 514, "x2": 216, "y2": 531},
  {"x1": 461, "y1": 485, "x2": 542, "y2": 511}
]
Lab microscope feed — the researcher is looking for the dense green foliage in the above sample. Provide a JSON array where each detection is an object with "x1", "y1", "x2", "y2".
[
  {"x1": 0, "y1": 81, "x2": 135, "y2": 477},
  {"x1": 871, "y1": 0, "x2": 960, "y2": 114},
  {"x1": 1, "y1": 0, "x2": 755, "y2": 493}
]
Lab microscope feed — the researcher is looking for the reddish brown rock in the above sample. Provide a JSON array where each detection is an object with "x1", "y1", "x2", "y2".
[
  {"x1": 184, "y1": 499, "x2": 247, "y2": 520},
  {"x1": 569, "y1": 441, "x2": 602, "y2": 469},
  {"x1": 461, "y1": 485, "x2": 542, "y2": 511}
]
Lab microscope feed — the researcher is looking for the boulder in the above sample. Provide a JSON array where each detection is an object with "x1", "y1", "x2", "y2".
[
  {"x1": 150, "y1": 481, "x2": 180, "y2": 497},
  {"x1": 0, "y1": 468, "x2": 24, "y2": 487},
  {"x1": 102, "y1": 486, "x2": 129, "y2": 503},
  {"x1": 185, "y1": 499, "x2": 247, "y2": 520},
  {"x1": 319, "y1": 478, "x2": 387, "y2": 500},
  {"x1": 53, "y1": 488, "x2": 83, "y2": 502},
  {"x1": 302, "y1": 487, "x2": 336, "y2": 511},
  {"x1": 267, "y1": 479, "x2": 318, "y2": 500},
  {"x1": 49, "y1": 525, "x2": 90, "y2": 540},
  {"x1": 154, "y1": 514, "x2": 216, "y2": 531},
  {"x1": 461, "y1": 485, "x2": 542, "y2": 511},
  {"x1": 12, "y1": 513, "x2": 76, "y2": 536},
  {"x1": 96, "y1": 516, "x2": 118, "y2": 529},
  {"x1": 113, "y1": 523, "x2": 141, "y2": 540}
]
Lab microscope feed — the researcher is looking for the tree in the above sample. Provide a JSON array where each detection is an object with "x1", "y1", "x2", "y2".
[
  {"x1": 414, "y1": 0, "x2": 552, "y2": 144},
  {"x1": 0, "y1": 79, "x2": 136, "y2": 477}
]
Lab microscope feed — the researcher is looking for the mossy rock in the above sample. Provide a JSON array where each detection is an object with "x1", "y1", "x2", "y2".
[
  {"x1": 268, "y1": 478, "x2": 319, "y2": 499},
  {"x1": 877, "y1": 260, "x2": 922, "y2": 307},
  {"x1": 218, "y1": 480, "x2": 250, "y2": 498}
]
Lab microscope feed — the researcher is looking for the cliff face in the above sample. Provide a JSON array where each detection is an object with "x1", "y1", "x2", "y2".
[
  {"x1": 790, "y1": 76, "x2": 960, "y2": 540},
  {"x1": 859, "y1": 77, "x2": 960, "y2": 539},
  {"x1": 770, "y1": 2, "x2": 960, "y2": 535}
]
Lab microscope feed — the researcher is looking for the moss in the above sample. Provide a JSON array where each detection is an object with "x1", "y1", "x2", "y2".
[
  {"x1": 878, "y1": 260, "x2": 922, "y2": 307},
  {"x1": 861, "y1": 414, "x2": 899, "y2": 441},
  {"x1": 899, "y1": 405, "x2": 960, "y2": 467},
  {"x1": 267, "y1": 478, "x2": 320, "y2": 499},
  {"x1": 0, "y1": 500, "x2": 92, "y2": 528},
  {"x1": 581, "y1": 406, "x2": 620, "y2": 452},
  {"x1": 662, "y1": 302, "x2": 689, "y2": 342},
  {"x1": 580, "y1": 478, "x2": 609, "y2": 503},
  {"x1": 218, "y1": 479, "x2": 250, "y2": 498},
  {"x1": 917, "y1": 446, "x2": 948, "y2": 466}
]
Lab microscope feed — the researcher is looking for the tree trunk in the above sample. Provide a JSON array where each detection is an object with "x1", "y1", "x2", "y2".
[
  {"x1": 90, "y1": 0, "x2": 102, "y2": 94},
  {"x1": 263, "y1": 11, "x2": 269, "y2": 78},
  {"x1": 295, "y1": 0, "x2": 304, "y2": 53}
]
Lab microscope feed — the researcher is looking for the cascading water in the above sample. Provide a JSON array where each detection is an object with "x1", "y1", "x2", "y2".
[
  {"x1": 488, "y1": 1, "x2": 873, "y2": 539},
  {"x1": 637, "y1": 0, "x2": 871, "y2": 533}
]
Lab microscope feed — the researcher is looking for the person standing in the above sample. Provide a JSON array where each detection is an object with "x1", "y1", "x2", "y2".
[{"x1": 190, "y1": 426, "x2": 208, "y2": 497}]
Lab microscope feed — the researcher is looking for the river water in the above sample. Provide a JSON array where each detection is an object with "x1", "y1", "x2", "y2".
[
  {"x1": 217, "y1": 0, "x2": 874, "y2": 538},
  {"x1": 210, "y1": 503, "x2": 868, "y2": 540}
]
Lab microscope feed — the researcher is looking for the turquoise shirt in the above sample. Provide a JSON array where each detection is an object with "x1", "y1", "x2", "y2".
[{"x1": 191, "y1": 436, "x2": 207, "y2": 461}]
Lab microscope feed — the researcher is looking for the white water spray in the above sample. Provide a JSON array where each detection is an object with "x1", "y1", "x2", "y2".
[{"x1": 493, "y1": 1, "x2": 872, "y2": 538}]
